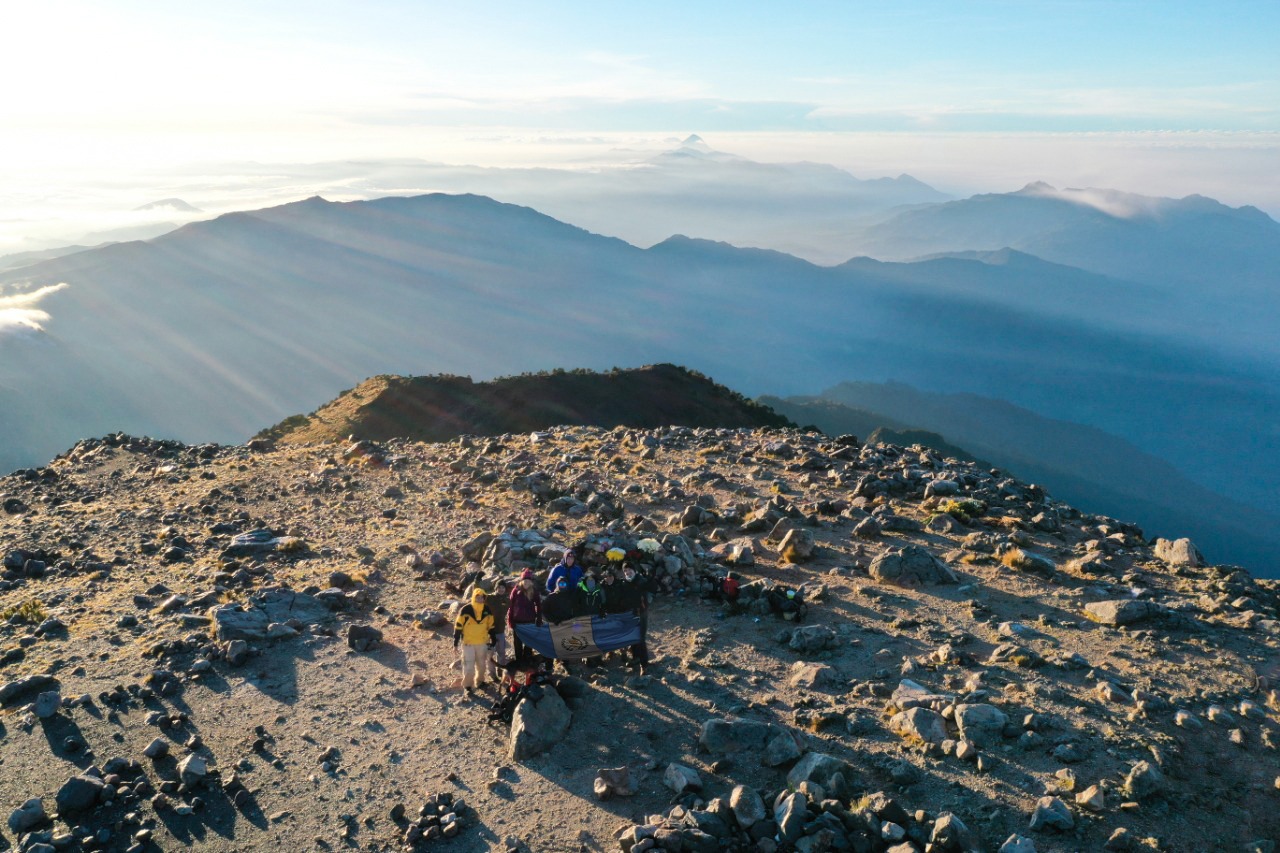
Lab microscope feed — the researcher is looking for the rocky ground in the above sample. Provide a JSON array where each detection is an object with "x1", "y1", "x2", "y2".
[{"x1": 0, "y1": 425, "x2": 1278, "y2": 853}]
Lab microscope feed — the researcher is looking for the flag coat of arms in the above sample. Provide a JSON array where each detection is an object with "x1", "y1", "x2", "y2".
[{"x1": 514, "y1": 614, "x2": 641, "y2": 660}]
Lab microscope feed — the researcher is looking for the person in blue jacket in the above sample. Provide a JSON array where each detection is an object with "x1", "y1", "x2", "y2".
[{"x1": 544, "y1": 549, "x2": 583, "y2": 593}]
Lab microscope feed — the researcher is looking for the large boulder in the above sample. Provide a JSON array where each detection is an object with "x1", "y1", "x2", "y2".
[
  {"x1": 1153, "y1": 537, "x2": 1204, "y2": 567},
  {"x1": 778, "y1": 529, "x2": 816, "y2": 563},
  {"x1": 254, "y1": 588, "x2": 333, "y2": 624},
  {"x1": 210, "y1": 604, "x2": 269, "y2": 642},
  {"x1": 699, "y1": 718, "x2": 772, "y2": 754},
  {"x1": 0, "y1": 674, "x2": 59, "y2": 705},
  {"x1": 593, "y1": 767, "x2": 634, "y2": 800},
  {"x1": 787, "y1": 752, "x2": 855, "y2": 800},
  {"x1": 775, "y1": 791, "x2": 808, "y2": 843},
  {"x1": 8, "y1": 798, "x2": 46, "y2": 833},
  {"x1": 1123, "y1": 760, "x2": 1165, "y2": 800},
  {"x1": 870, "y1": 545, "x2": 958, "y2": 586},
  {"x1": 789, "y1": 625, "x2": 837, "y2": 653},
  {"x1": 699, "y1": 718, "x2": 766, "y2": 751},
  {"x1": 663, "y1": 763, "x2": 702, "y2": 794},
  {"x1": 789, "y1": 662, "x2": 838, "y2": 690},
  {"x1": 729, "y1": 784, "x2": 766, "y2": 829},
  {"x1": 954, "y1": 703, "x2": 1009, "y2": 748},
  {"x1": 347, "y1": 624, "x2": 383, "y2": 652},
  {"x1": 889, "y1": 707, "x2": 948, "y2": 744},
  {"x1": 764, "y1": 728, "x2": 804, "y2": 766},
  {"x1": 509, "y1": 688, "x2": 572, "y2": 760},
  {"x1": 55, "y1": 775, "x2": 106, "y2": 814},
  {"x1": 178, "y1": 754, "x2": 208, "y2": 786},
  {"x1": 1028, "y1": 796, "x2": 1074, "y2": 831},
  {"x1": 1085, "y1": 600, "x2": 1158, "y2": 626}
]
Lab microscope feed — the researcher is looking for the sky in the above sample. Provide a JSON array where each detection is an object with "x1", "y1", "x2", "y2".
[{"x1": 1, "y1": 0, "x2": 1278, "y2": 249}]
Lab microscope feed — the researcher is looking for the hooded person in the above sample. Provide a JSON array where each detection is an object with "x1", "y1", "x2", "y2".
[
  {"x1": 507, "y1": 568, "x2": 544, "y2": 662},
  {"x1": 454, "y1": 587, "x2": 497, "y2": 692},
  {"x1": 544, "y1": 550, "x2": 583, "y2": 594}
]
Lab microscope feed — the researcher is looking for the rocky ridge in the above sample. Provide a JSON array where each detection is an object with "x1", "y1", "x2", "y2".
[{"x1": 0, "y1": 426, "x2": 1277, "y2": 851}]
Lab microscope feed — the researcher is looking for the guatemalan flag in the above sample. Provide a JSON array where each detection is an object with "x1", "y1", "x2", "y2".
[{"x1": 514, "y1": 614, "x2": 642, "y2": 659}]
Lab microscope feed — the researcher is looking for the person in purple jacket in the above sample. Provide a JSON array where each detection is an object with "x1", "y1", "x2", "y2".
[{"x1": 507, "y1": 568, "x2": 543, "y2": 662}]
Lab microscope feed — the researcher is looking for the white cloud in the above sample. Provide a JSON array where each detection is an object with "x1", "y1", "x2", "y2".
[{"x1": 0, "y1": 283, "x2": 69, "y2": 336}]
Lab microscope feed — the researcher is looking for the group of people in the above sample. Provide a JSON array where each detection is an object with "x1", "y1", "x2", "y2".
[{"x1": 452, "y1": 548, "x2": 654, "y2": 695}]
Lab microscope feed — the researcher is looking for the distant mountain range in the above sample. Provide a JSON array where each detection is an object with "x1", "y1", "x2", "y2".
[
  {"x1": 849, "y1": 182, "x2": 1280, "y2": 363},
  {"x1": 263, "y1": 364, "x2": 793, "y2": 445},
  {"x1": 1, "y1": 190, "x2": 1277, "y2": 572}
]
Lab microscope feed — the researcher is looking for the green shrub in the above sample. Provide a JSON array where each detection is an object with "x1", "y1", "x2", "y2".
[{"x1": 0, "y1": 598, "x2": 47, "y2": 624}]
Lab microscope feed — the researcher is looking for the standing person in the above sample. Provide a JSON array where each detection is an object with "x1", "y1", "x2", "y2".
[
  {"x1": 453, "y1": 588, "x2": 496, "y2": 694},
  {"x1": 545, "y1": 550, "x2": 583, "y2": 594},
  {"x1": 486, "y1": 577, "x2": 513, "y2": 682},
  {"x1": 542, "y1": 577, "x2": 575, "y2": 624},
  {"x1": 575, "y1": 573, "x2": 607, "y2": 617},
  {"x1": 616, "y1": 563, "x2": 652, "y2": 671},
  {"x1": 507, "y1": 568, "x2": 543, "y2": 662}
]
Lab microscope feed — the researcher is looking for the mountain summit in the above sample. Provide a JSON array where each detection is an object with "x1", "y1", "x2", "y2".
[
  {"x1": 261, "y1": 364, "x2": 793, "y2": 445},
  {"x1": 1, "y1": 417, "x2": 1277, "y2": 850}
]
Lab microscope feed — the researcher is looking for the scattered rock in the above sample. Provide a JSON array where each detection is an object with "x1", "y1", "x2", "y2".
[
  {"x1": 788, "y1": 625, "x2": 837, "y2": 653},
  {"x1": 55, "y1": 775, "x2": 107, "y2": 814},
  {"x1": 778, "y1": 528, "x2": 815, "y2": 562},
  {"x1": 1028, "y1": 796, "x2": 1074, "y2": 832},
  {"x1": 663, "y1": 762, "x2": 702, "y2": 794},
  {"x1": 8, "y1": 798, "x2": 47, "y2": 833},
  {"x1": 347, "y1": 624, "x2": 383, "y2": 652},
  {"x1": 889, "y1": 707, "x2": 948, "y2": 745},
  {"x1": 1123, "y1": 760, "x2": 1165, "y2": 800},
  {"x1": 178, "y1": 754, "x2": 208, "y2": 786},
  {"x1": 0, "y1": 674, "x2": 59, "y2": 705},
  {"x1": 729, "y1": 784, "x2": 766, "y2": 829},
  {"x1": 210, "y1": 605, "x2": 269, "y2": 642},
  {"x1": 870, "y1": 545, "x2": 958, "y2": 586},
  {"x1": 32, "y1": 690, "x2": 61, "y2": 718},
  {"x1": 786, "y1": 752, "x2": 854, "y2": 800},
  {"x1": 954, "y1": 703, "x2": 1008, "y2": 748},
  {"x1": 593, "y1": 766, "x2": 633, "y2": 799},
  {"x1": 1085, "y1": 599, "x2": 1157, "y2": 626},
  {"x1": 1154, "y1": 537, "x2": 1205, "y2": 567}
]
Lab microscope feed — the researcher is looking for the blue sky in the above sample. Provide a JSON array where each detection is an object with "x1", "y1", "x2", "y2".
[
  {"x1": 2, "y1": 0, "x2": 1278, "y2": 251},
  {"x1": 4, "y1": 0, "x2": 1277, "y2": 133}
]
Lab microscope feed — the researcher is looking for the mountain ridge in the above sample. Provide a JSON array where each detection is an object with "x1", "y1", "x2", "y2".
[{"x1": 262, "y1": 364, "x2": 795, "y2": 445}]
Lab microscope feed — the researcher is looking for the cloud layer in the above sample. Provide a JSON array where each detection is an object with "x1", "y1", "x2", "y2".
[{"x1": 0, "y1": 283, "x2": 68, "y2": 336}]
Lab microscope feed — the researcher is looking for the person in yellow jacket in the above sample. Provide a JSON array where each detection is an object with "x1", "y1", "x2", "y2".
[{"x1": 454, "y1": 587, "x2": 497, "y2": 692}]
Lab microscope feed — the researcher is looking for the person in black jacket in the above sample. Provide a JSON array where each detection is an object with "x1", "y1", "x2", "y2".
[
  {"x1": 541, "y1": 577, "x2": 576, "y2": 624},
  {"x1": 574, "y1": 573, "x2": 607, "y2": 618},
  {"x1": 615, "y1": 563, "x2": 652, "y2": 670}
]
